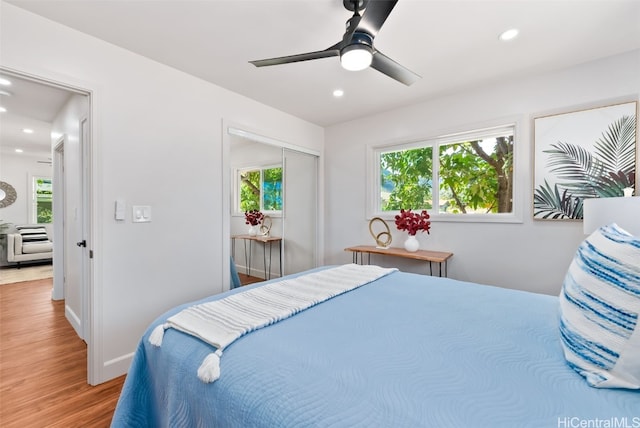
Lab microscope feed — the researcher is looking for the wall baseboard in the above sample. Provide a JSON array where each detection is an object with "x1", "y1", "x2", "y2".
[
  {"x1": 65, "y1": 304, "x2": 83, "y2": 340},
  {"x1": 103, "y1": 352, "x2": 134, "y2": 382}
]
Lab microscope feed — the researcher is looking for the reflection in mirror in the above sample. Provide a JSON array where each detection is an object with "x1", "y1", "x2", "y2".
[
  {"x1": 229, "y1": 131, "x2": 319, "y2": 285},
  {"x1": 260, "y1": 215, "x2": 272, "y2": 236}
]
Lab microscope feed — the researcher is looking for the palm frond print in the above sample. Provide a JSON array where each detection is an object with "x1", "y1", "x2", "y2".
[{"x1": 533, "y1": 114, "x2": 636, "y2": 219}]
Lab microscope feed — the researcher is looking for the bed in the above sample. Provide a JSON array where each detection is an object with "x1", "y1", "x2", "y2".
[{"x1": 112, "y1": 260, "x2": 639, "y2": 428}]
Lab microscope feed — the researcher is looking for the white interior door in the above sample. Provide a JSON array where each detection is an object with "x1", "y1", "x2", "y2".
[
  {"x1": 282, "y1": 148, "x2": 318, "y2": 275},
  {"x1": 52, "y1": 140, "x2": 65, "y2": 300},
  {"x1": 79, "y1": 117, "x2": 90, "y2": 341}
]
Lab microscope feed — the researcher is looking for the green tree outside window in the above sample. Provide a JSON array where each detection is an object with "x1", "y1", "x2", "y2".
[
  {"x1": 239, "y1": 166, "x2": 283, "y2": 212},
  {"x1": 377, "y1": 127, "x2": 514, "y2": 215},
  {"x1": 34, "y1": 177, "x2": 53, "y2": 223}
]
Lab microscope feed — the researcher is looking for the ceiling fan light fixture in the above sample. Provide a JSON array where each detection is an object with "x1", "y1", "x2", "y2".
[{"x1": 340, "y1": 44, "x2": 373, "y2": 71}]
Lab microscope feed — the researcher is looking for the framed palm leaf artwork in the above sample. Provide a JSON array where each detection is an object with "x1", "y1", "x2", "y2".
[{"x1": 533, "y1": 101, "x2": 638, "y2": 220}]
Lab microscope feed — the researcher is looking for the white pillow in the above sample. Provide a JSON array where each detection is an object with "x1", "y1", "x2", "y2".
[{"x1": 559, "y1": 223, "x2": 640, "y2": 389}]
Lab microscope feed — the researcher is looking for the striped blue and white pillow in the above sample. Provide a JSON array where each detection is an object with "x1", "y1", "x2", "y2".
[{"x1": 559, "y1": 223, "x2": 640, "y2": 389}]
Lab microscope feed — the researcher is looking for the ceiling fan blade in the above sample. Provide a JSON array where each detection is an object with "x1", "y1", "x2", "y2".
[
  {"x1": 250, "y1": 45, "x2": 340, "y2": 67},
  {"x1": 370, "y1": 50, "x2": 421, "y2": 86},
  {"x1": 357, "y1": 0, "x2": 398, "y2": 38}
]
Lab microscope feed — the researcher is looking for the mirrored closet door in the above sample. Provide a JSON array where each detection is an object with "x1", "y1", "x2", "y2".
[
  {"x1": 282, "y1": 148, "x2": 317, "y2": 275},
  {"x1": 229, "y1": 131, "x2": 318, "y2": 282}
]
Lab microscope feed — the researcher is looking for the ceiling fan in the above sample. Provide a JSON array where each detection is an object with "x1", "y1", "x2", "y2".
[{"x1": 250, "y1": 0, "x2": 421, "y2": 86}]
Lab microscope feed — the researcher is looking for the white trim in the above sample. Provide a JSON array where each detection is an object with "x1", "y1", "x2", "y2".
[
  {"x1": 52, "y1": 138, "x2": 65, "y2": 301},
  {"x1": 65, "y1": 304, "x2": 82, "y2": 337},
  {"x1": 228, "y1": 127, "x2": 321, "y2": 157},
  {"x1": 103, "y1": 352, "x2": 135, "y2": 381},
  {"x1": 221, "y1": 119, "x2": 232, "y2": 293},
  {"x1": 88, "y1": 84, "x2": 103, "y2": 385}
]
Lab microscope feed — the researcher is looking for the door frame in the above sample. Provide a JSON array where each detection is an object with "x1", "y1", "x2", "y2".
[
  {"x1": 52, "y1": 137, "x2": 65, "y2": 301},
  {"x1": 0, "y1": 66, "x2": 102, "y2": 384}
]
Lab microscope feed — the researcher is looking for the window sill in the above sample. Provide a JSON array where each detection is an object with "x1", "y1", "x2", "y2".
[{"x1": 369, "y1": 212, "x2": 523, "y2": 224}]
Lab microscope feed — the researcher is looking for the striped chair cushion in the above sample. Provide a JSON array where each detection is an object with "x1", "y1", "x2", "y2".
[
  {"x1": 559, "y1": 223, "x2": 640, "y2": 389},
  {"x1": 16, "y1": 225, "x2": 49, "y2": 242}
]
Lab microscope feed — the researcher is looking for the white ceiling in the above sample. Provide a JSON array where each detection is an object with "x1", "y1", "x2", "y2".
[
  {"x1": 2, "y1": 0, "x2": 640, "y2": 156},
  {"x1": 0, "y1": 74, "x2": 72, "y2": 160}
]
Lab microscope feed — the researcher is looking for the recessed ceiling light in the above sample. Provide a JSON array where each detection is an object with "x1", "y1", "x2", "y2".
[
  {"x1": 333, "y1": 89, "x2": 344, "y2": 97},
  {"x1": 499, "y1": 28, "x2": 519, "y2": 41},
  {"x1": 22, "y1": 128, "x2": 34, "y2": 134},
  {"x1": 15, "y1": 148, "x2": 24, "y2": 153},
  {"x1": 0, "y1": 106, "x2": 6, "y2": 113},
  {"x1": 0, "y1": 77, "x2": 11, "y2": 86}
]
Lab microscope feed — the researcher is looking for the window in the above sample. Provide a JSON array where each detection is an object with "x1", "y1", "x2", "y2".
[
  {"x1": 237, "y1": 165, "x2": 282, "y2": 213},
  {"x1": 372, "y1": 124, "x2": 517, "y2": 221},
  {"x1": 32, "y1": 176, "x2": 53, "y2": 223}
]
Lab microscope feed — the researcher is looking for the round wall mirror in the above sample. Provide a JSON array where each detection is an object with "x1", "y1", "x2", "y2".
[{"x1": 0, "y1": 181, "x2": 17, "y2": 208}]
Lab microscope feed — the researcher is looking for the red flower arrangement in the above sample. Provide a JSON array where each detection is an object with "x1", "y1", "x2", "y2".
[
  {"x1": 395, "y1": 209, "x2": 431, "y2": 236},
  {"x1": 244, "y1": 210, "x2": 264, "y2": 226}
]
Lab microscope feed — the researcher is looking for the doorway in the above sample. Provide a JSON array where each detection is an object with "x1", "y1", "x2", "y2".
[{"x1": 0, "y1": 68, "x2": 93, "y2": 378}]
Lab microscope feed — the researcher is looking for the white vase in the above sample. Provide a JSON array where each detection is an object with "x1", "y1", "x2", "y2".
[
  {"x1": 248, "y1": 225, "x2": 259, "y2": 236},
  {"x1": 404, "y1": 235, "x2": 419, "y2": 252}
]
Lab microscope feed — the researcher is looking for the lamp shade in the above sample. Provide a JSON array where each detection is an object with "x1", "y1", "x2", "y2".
[{"x1": 583, "y1": 196, "x2": 640, "y2": 236}]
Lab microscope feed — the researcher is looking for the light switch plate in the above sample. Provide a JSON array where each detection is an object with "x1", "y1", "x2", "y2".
[
  {"x1": 132, "y1": 205, "x2": 151, "y2": 223},
  {"x1": 115, "y1": 199, "x2": 126, "y2": 221}
]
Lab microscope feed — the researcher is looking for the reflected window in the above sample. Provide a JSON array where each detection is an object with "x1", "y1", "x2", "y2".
[{"x1": 238, "y1": 165, "x2": 282, "y2": 213}]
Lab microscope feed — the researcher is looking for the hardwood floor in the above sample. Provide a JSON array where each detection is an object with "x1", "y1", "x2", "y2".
[
  {"x1": 238, "y1": 272, "x2": 265, "y2": 286},
  {"x1": 0, "y1": 278, "x2": 125, "y2": 427}
]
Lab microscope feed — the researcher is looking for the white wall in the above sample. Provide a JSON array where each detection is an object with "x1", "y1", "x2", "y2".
[
  {"x1": 1, "y1": 2, "x2": 323, "y2": 383},
  {"x1": 0, "y1": 151, "x2": 52, "y2": 232},
  {"x1": 325, "y1": 50, "x2": 640, "y2": 296}
]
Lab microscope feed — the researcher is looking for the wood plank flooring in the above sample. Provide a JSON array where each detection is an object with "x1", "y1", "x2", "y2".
[
  {"x1": 0, "y1": 278, "x2": 125, "y2": 427},
  {"x1": 238, "y1": 272, "x2": 265, "y2": 286}
]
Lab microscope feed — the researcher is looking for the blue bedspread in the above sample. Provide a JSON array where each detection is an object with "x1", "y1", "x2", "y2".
[{"x1": 112, "y1": 268, "x2": 639, "y2": 427}]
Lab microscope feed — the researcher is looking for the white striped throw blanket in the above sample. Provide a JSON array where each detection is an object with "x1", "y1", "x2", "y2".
[{"x1": 149, "y1": 264, "x2": 397, "y2": 383}]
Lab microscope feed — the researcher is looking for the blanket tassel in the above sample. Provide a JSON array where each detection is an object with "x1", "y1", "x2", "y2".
[
  {"x1": 197, "y1": 349, "x2": 223, "y2": 383},
  {"x1": 148, "y1": 324, "x2": 167, "y2": 347}
]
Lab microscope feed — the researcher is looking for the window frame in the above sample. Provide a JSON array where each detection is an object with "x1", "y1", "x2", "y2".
[
  {"x1": 234, "y1": 163, "x2": 283, "y2": 217},
  {"x1": 367, "y1": 122, "x2": 523, "y2": 224},
  {"x1": 31, "y1": 175, "x2": 53, "y2": 224}
]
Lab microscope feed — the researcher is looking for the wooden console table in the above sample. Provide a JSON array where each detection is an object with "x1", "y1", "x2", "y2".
[
  {"x1": 345, "y1": 245, "x2": 453, "y2": 277},
  {"x1": 232, "y1": 235, "x2": 282, "y2": 280}
]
